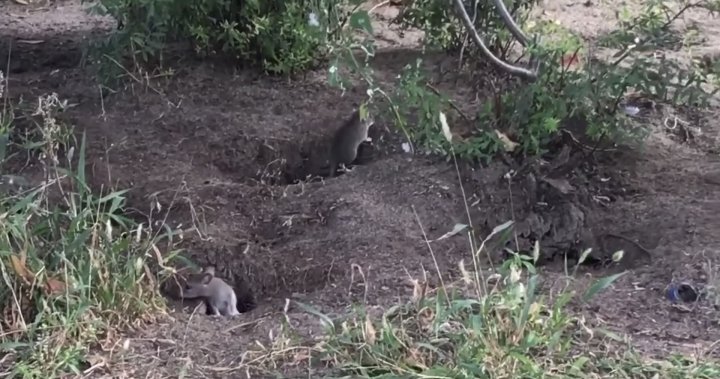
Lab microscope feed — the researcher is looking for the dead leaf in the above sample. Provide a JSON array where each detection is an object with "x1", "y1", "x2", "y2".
[
  {"x1": 44, "y1": 277, "x2": 67, "y2": 296},
  {"x1": 84, "y1": 353, "x2": 106, "y2": 367},
  {"x1": 9, "y1": 255, "x2": 35, "y2": 284},
  {"x1": 364, "y1": 315, "x2": 376, "y2": 345},
  {"x1": 434, "y1": 223, "x2": 468, "y2": 241},
  {"x1": 494, "y1": 130, "x2": 518, "y2": 152},
  {"x1": 17, "y1": 40, "x2": 45, "y2": 45},
  {"x1": 82, "y1": 353, "x2": 107, "y2": 376},
  {"x1": 540, "y1": 177, "x2": 576, "y2": 195},
  {"x1": 14, "y1": 0, "x2": 29, "y2": 5},
  {"x1": 561, "y1": 53, "x2": 580, "y2": 67},
  {"x1": 438, "y1": 111, "x2": 452, "y2": 143}
]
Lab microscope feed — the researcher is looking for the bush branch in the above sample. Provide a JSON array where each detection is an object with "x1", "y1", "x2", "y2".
[
  {"x1": 492, "y1": 0, "x2": 530, "y2": 46},
  {"x1": 452, "y1": 0, "x2": 538, "y2": 81}
]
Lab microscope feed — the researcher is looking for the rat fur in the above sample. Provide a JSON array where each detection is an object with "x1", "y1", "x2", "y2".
[
  {"x1": 328, "y1": 109, "x2": 375, "y2": 177},
  {"x1": 182, "y1": 267, "x2": 240, "y2": 316}
]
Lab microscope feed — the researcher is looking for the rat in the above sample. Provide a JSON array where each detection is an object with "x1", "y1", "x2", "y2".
[
  {"x1": 181, "y1": 267, "x2": 240, "y2": 317},
  {"x1": 328, "y1": 107, "x2": 375, "y2": 177}
]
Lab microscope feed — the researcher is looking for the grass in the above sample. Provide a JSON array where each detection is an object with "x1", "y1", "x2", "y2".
[
  {"x1": 0, "y1": 70, "x2": 182, "y2": 377},
  {"x1": 295, "y1": 250, "x2": 720, "y2": 379}
]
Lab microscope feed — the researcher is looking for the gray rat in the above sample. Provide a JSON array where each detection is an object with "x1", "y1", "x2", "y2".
[
  {"x1": 181, "y1": 267, "x2": 240, "y2": 317},
  {"x1": 328, "y1": 107, "x2": 375, "y2": 177}
]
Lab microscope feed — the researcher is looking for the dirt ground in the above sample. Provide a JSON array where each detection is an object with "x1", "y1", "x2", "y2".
[{"x1": 2, "y1": 0, "x2": 720, "y2": 377}]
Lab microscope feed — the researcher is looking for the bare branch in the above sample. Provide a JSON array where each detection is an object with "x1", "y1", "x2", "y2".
[
  {"x1": 491, "y1": 0, "x2": 530, "y2": 46},
  {"x1": 452, "y1": 0, "x2": 538, "y2": 81}
]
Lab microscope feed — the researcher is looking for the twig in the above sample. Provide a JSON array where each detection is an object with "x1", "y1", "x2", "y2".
[
  {"x1": 369, "y1": 0, "x2": 391, "y2": 14},
  {"x1": 458, "y1": 0, "x2": 480, "y2": 71},
  {"x1": 491, "y1": 0, "x2": 529, "y2": 46},
  {"x1": 610, "y1": 2, "x2": 701, "y2": 68},
  {"x1": 425, "y1": 83, "x2": 471, "y2": 121}
]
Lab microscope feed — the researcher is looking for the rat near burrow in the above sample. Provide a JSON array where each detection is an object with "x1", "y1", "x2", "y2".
[
  {"x1": 181, "y1": 266, "x2": 255, "y2": 316},
  {"x1": 327, "y1": 106, "x2": 375, "y2": 177}
]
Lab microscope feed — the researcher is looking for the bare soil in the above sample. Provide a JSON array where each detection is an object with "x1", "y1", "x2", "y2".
[{"x1": 2, "y1": 0, "x2": 720, "y2": 377}]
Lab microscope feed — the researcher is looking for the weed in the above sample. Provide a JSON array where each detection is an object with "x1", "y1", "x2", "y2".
[
  {"x1": 294, "y1": 223, "x2": 632, "y2": 377},
  {"x1": 294, "y1": 217, "x2": 719, "y2": 378},
  {"x1": 0, "y1": 71, "x2": 179, "y2": 378}
]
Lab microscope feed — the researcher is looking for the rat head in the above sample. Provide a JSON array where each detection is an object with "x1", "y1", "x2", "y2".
[{"x1": 183, "y1": 267, "x2": 216, "y2": 297}]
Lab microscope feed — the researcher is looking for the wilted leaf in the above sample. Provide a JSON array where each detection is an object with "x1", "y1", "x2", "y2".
[
  {"x1": 9, "y1": 255, "x2": 35, "y2": 284},
  {"x1": 364, "y1": 315, "x2": 376, "y2": 345},
  {"x1": 84, "y1": 353, "x2": 106, "y2": 368},
  {"x1": 532, "y1": 240, "x2": 540, "y2": 263},
  {"x1": 434, "y1": 223, "x2": 468, "y2": 241},
  {"x1": 44, "y1": 277, "x2": 67, "y2": 296},
  {"x1": 294, "y1": 300, "x2": 336, "y2": 332},
  {"x1": 578, "y1": 248, "x2": 592, "y2": 265},
  {"x1": 595, "y1": 327, "x2": 624, "y2": 342},
  {"x1": 439, "y1": 111, "x2": 453, "y2": 143},
  {"x1": 17, "y1": 39, "x2": 45, "y2": 45},
  {"x1": 541, "y1": 177, "x2": 575, "y2": 195},
  {"x1": 561, "y1": 52, "x2": 581, "y2": 68},
  {"x1": 488, "y1": 220, "x2": 514, "y2": 240},
  {"x1": 494, "y1": 130, "x2": 518, "y2": 152}
]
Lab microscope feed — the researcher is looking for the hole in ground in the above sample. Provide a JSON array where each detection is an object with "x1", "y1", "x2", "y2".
[{"x1": 210, "y1": 133, "x2": 380, "y2": 185}]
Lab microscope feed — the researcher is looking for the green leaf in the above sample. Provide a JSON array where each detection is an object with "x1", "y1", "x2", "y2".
[
  {"x1": 0, "y1": 341, "x2": 31, "y2": 350},
  {"x1": 582, "y1": 271, "x2": 627, "y2": 302},
  {"x1": 519, "y1": 275, "x2": 538, "y2": 329},
  {"x1": 0, "y1": 132, "x2": 8, "y2": 164},
  {"x1": 349, "y1": 11, "x2": 373, "y2": 35}
]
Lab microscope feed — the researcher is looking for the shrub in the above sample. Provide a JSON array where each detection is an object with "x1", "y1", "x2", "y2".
[{"x1": 85, "y1": 0, "x2": 351, "y2": 77}]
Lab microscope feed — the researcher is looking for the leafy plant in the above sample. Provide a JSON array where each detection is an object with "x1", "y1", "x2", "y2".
[
  {"x1": 329, "y1": 0, "x2": 719, "y2": 159},
  {"x1": 84, "y1": 0, "x2": 350, "y2": 78}
]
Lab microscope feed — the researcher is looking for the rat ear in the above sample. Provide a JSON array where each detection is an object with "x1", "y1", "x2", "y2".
[{"x1": 200, "y1": 273, "x2": 213, "y2": 285}]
